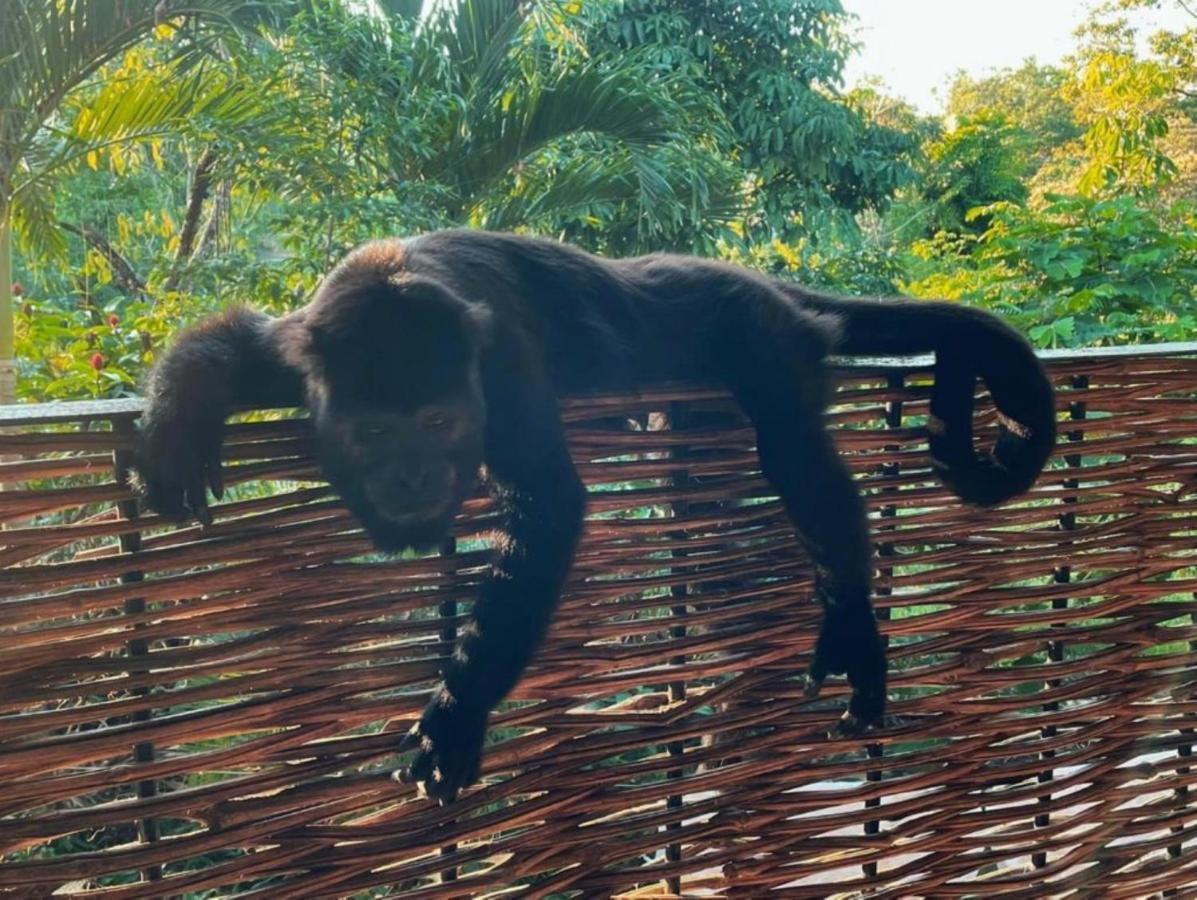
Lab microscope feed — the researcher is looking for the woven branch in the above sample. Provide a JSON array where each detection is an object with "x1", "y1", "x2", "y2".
[{"x1": 0, "y1": 349, "x2": 1195, "y2": 898}]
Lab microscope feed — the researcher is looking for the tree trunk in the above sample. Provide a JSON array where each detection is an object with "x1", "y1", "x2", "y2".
[
  {"x1": 162, "y1": 147, "x2": 216, "y2": 293},
  {"x1": 59, "y1": 222, "x2": 147, "y2": 298},
  {"x1": 193, "y1": 179, "x2": 230, "y2": 260},
  {"x1": 0, "y1": 219, "x2": 14, "y2": 405}
]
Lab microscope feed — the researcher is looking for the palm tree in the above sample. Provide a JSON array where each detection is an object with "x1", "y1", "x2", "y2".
[
  {"x1": 410, "y1": 0, "x2": 737, "y2": 242},
  {"x1": 0, "y1": 0, "x2": 275, "y2": 402},
  {"x1": 279, "y1": 0, "x2": 736, "y2": 251}
]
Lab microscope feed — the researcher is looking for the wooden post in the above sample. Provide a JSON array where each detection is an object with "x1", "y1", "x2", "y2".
[
  {"x1": 1033, "y1": 374, "x2": 1086, "y2": 869},
  {"x1": 438, "y1": 536, "x2": 459, "y2": 883},
  {"x1": 863, "y1": 371, "x2": 902, "y2": 879},
  {"x1": 665, "y1": 401, "x2": 691, "y2": 894},
  {"x1": 113, "y1": 419, "x2": 161, "y2": 882}
]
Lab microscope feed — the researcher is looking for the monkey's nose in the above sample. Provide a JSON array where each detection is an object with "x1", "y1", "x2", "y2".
[
  {"x1": 369, "y1": 465, "x2": 452, "y2": 516},
  {"x1": 394, "y1": 468, "x2": 430, "y2": 494}
]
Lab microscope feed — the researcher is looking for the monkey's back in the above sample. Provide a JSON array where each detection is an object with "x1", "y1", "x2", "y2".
[{"x1": 402, "y1": 230, "x2": 832, "y2": 393}]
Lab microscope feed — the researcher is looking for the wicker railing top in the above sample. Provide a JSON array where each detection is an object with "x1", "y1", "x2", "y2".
[{"x1": 0, "y1": 344, "x2": 1195, "y2": 898}]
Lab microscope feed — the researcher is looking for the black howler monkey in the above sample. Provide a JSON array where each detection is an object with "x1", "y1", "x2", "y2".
[{"x1": 136, "y1": 230, "x2": 1056, "y2": 802}]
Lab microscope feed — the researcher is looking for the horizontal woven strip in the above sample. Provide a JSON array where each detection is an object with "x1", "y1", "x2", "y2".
[{"x1": 0, "y1": 348, "x2": 1195, "y2": 898}]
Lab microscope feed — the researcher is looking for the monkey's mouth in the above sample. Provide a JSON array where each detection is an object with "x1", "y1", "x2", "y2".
[
  {"x1": 357, "y1": 499, "x2": 461, "y2": 554},
  {"x1": 375, "y1": 500, "x2": 453, "y2": 526}
]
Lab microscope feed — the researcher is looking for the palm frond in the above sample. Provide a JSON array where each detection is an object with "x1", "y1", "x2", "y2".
[
  {"x1": 477, "y1": 149, "x2": 639, "y2": 229},
  {"x1": 420, "y1": 0, "x2": 523, "y2": 90},
  {"x1": 12, "y1": 63, "x2": 265, "y2": 197},
  {"x1": 456, "y1": 56, "x2": 684, "y2": 191},
  {"x1": 478, "y1": 138, "x2": 743, "y2": 242},
  {"x1": 8, "y1": 178, "x2": 66, "y2": 261},
  {"x1": 1, "y1": 1, "x2": 255, "y2": 131},
  {"x1": 9, "y1": 61, "x2": 267, "y2": 260},
  {"x1": 0, "y1": 0, "x2": 279, "y2": 203},
  {"x1": 70, "y1": 63, "x2": 264, "y2": 145}
]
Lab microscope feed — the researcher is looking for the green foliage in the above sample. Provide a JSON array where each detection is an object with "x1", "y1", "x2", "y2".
[
  {"x1": 0, "y1": 1, "x2": 278, "y2": 247},
  {"x1": 893, "y1": 3, "x2": 1197, "y2": 349},
  {"x1": 719, "y1": 228, "x2": 906, "y2": 297},
  {"x1": 584, "y1": 0, "x2": 920, "y2": 242},
  {"x1": 946, "y1": 62, "x2": 1081, "y2": 168},
  {"x1": 212, "y1": 0, "x2": 738, "y2": 258},
  {"x1": 8, "y1": 0, "x2": 1197, "y2": 406},
  {"x1": 905, "y1": 194, "x2": 1197, "y2": 347},
  {"x1": 15, "y1": 55, "x2": 268, "y2": 262},
  {"x1": 14, "y1": 289, "x2": 181, "y2": 398},
  {"x1": 918, "y1": 113, "x2": 1030, "y2": 235},
  {"x1": 1070, "y1": 49, "x2": 1179, "y2": 196}
]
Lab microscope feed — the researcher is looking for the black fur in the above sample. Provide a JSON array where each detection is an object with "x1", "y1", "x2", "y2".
[{"x1": 135, "y1": 230, "x2": 1055, "y2": 802}]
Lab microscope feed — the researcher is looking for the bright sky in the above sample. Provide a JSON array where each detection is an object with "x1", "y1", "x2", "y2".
[{"x1": 842, "y1": 0, "x2": 1193, "y2": 113}]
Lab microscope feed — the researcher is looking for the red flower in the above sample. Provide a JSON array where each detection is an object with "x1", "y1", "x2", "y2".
[
  {"x1": 11, "y1": 282, "x2": 23, "y2": 297},
  {"x1": 90, "y1": 353, "x2": 105, "y2": 371},
  {"x1": 108, "y1": 313, "x2": 119, "y2": 328}
]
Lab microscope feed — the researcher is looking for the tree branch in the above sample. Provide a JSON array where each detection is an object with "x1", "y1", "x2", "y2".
[
  {"x1": 193, "y1": 179, "x2": 231, "y2": 260},
  {"x1": 59, "y1": 222, "x2": 147, "y2": 298},
  {"x1": 162, "y1": 147, "x2": 217, "y2": 292}
]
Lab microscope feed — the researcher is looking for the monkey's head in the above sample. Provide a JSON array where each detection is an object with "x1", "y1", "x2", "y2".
[{"x1": 282, "y1": 241, "x2": 491, "y2": 552}]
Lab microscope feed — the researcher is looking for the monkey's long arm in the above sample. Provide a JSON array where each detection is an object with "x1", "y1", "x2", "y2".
[
  {"x1": 399, "y1": 346, "x2": 587, "y2": 803},
  {"x1": 137, "y1": 308, "x2": 305, "y2": 521}
]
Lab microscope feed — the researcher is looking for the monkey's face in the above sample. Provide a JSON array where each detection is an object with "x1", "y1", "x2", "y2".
[
  {"x1": 284, "y1": 250, "x2": 494, "y2": 553},
  {"x1": 313, "y1": 390, "x2": 486, "y2": 553}
]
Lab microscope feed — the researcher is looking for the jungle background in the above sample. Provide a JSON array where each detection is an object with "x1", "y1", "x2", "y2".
[{"x1": 2, "y1": 0, "x2": 1195, "y2": 403}]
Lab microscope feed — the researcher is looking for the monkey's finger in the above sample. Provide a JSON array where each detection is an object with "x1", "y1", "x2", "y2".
[
  {"x1": 403, "y1": 751, "x2": 436, "y2": 787},
  {"x1": 425, "y1": 762, "x2": 466, "y2": 805},
  {"x1": 836, "y1": 711, "x2": 871, "y2": 738},
  {"x1": 392, "y1": 765, "x2": 415, "y2": 785},
  {"x1": 187, "y1": 476, "x2": 212, "y2": 526},
  {"x1": 806, "y1": 650, "x2": 831, "y2": 693},
  {"x1": 803, "y1": 672, "x2": 825, "y2": 699},
  {"x1": 396, "y1": 724, "x2": 423, "y2": 753},
  {"x1": 207, "y1": 450, "x2": 225, "y2": 500},
  {"x1": 393, "y1": 752, "x2": 432, "y2": 785}
]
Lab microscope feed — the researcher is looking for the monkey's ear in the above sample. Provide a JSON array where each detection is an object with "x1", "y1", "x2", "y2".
[{"x1": 274, "y1": 313, "x2": 322, "y2": 372}]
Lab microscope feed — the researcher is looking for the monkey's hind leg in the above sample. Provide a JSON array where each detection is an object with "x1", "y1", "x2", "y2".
[{"x1": 727, "y1": 349, "x2": 887, "y2": 734}]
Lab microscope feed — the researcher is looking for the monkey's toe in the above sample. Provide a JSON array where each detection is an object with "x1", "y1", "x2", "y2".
[
  {"x1": 836, "y1": 711, "x2": 872, "y2": 737},
  {"x1": 803, "y1": 673, "x2": 825, "y2": 698}
]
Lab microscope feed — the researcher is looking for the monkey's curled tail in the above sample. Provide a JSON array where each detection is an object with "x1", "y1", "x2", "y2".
[{"x1": 789, "y1": 289, "x2": 1057, "y2": 506}]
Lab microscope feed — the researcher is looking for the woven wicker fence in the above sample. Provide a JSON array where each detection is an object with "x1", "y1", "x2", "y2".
[{"x1": 0, "y1": 344, "x2": 1194, "y2": 898}]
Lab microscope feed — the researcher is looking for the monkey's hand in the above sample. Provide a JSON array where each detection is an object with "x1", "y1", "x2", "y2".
[
  {"x1": 395, "y1": 690, "x2": 489, "y2": 804},
  {"x1": 131, "y1": 308, "x2": 303, "y2": 524},
  {"x1": 133, "y1": 405, "x2": 225, "y2": 526},
  {"x1": 806, "y1": 605, "x2": 887, "y2": 736}
]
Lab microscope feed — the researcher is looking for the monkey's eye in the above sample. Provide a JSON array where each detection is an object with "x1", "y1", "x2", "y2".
[
  {"x1": 354, "y1": 422, "x2": 391, "y2": 443},
  {"x1": 419, "y1": 410, "x2": 454, "y2": 432}
]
